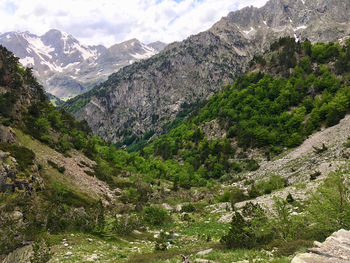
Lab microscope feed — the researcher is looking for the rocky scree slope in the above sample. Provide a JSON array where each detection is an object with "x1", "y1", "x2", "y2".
[
  {"x1": 0, "y1": 30, "x2": 166, "y2": 98},
  {"x1": 64, "y1": 0, "x2": 350, "y2": 143}
]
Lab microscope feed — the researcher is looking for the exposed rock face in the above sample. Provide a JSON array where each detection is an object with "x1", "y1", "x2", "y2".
[
  {"x1": 0, "y1": 125, "x2": 15, "y2": 143},
  {"x1": 148, "y1": 41, "x2": 168, "y2": 52},
  {"x1": 292, "y1": 229, "x2": 350, "y2": 263},
  {"x1": 65, "y1": 0, "x2": 350, "y2": 143},
  {"x1": 0, "y1": 30, "x2": 166, "y2": 98},
  {"x1": 0, "y1": 151, "x2": 42, "y2": 194},
  {"x1": 2, "y1": 244, "x2": 33, "y2": 263}
]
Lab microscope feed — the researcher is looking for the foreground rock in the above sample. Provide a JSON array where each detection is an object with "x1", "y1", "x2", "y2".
[
  {"x1": 292, "y1": 229, "x2": 350, "y2": 263},
  {"x1": 2, "y1": 245, "x2": 33, "y2": 263}
]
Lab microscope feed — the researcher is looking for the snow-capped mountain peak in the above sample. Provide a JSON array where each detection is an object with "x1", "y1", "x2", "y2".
[{"x1": 0, "y1": 29, "x2": 167, "y2": 98}]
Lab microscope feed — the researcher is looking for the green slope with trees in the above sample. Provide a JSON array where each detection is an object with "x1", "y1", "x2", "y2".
[{"x1": 1, "y1": 36, "x2": 350, "y2": 262}]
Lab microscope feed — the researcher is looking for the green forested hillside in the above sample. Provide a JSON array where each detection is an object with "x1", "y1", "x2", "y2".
[
  {"x1": 1, "y1": 37, "x2": 350, "y2": 262},
  {"x1": 138, "y1": 37, "x2": 350, "y2": 184}
]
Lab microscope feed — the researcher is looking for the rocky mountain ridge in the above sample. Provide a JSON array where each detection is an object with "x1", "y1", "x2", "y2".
[
  {"x1": 0, "y1": 30, "x2": 166, "y2": 98},
  {"x1": 64, "y1": 0, "x2": 350, "y2": 143}
]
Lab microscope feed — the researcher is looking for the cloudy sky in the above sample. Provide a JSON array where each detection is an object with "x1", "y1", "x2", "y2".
[{"x1": 0, "y1": 0, "x2": 268, "y2": 47}]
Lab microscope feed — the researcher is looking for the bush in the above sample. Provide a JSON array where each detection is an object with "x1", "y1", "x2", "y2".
[
  {"x1": 231, "y1": 187, "x2": 247, "y2": 204},
  {"x1": 271, "y1": 239, "x2": 313, "y2": 257},
  {"x1": 112, "y1": 214, "x2": 141, "y2": 236},
  {"x1": 244, "y1": 159, "x2": 260, "y2": 171},
  {"x1": 217, "y1": 190, "x2": 231, "y2": 203},
  {"x1": 0, "y1": 143, "x2": 35, "y2": 172},
  {"x1": 252, "y1": 175, "x2": 287, "y2": 196},
  {"x1": 181, "y1": 203, "x2": 196, "y2": 213},
  {"x1": 286, "y1": 193, "x2": 294, "y2": 203},
  {"x1": 221, "y1": 202, "x2": 273, "y2": 249},
  {"x1": 142, "y1": 206, "x2": 171, "y2": 226},
  {"x1": 310, "y1": 171, "x2": 321, "y2": 181},
  {"x1": 30, "y1": 237, "x2": 52, "y2": 263},
  {"x1": 220, "y1": 211, "x2": 248, "y2": 249},
  {"x1": 47, "y1": 160, "x2": 65, "y2": 173}
]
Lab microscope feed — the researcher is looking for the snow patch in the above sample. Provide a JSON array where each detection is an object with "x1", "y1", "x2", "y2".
[
  {"x1": 24, "y1": 35, "x2": 54, "y2": 60},
  {"x1": 243, "y1": 27, "x2": 255, "y2": 35},
  {"x1": 301, "y1": 0, "x2": 305, "y2": 4},
  {"x1": 263, "y1": 20, "x2": 267, "y2": 25},
  {"x1": 131, "y1": 43, "x2": 156, "y2": 60},
  {"x1": 40, "y1": 60, "x2": 64, "y2": 72},
  {"x1": 294, "y1": 33, "x2": 299, "y2": 42},
  {"x1": 295, "y1": 25, "x2": 307, "y2": 30},
  {"x1": 73, "y1": 43, "x2": 96, "y2": 60}
]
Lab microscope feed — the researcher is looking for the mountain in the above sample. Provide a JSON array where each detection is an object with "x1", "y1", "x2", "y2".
[
  {"x1": 147, "y1": 41, "x2": 168, "y2": 52},
  {"x1": 2, "y1": 33, "x2": 350, "y2": 262},
  {"x1": 63, "y1": 0, "x2": 350, "y2": 144},
  {"x1": 0, "y1": 30, "x2": 167, "y2": 98}
]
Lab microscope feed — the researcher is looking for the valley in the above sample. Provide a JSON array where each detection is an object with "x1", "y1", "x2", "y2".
[{"x1": 1, "y1": 0, "x2": 350, "y2": 262}]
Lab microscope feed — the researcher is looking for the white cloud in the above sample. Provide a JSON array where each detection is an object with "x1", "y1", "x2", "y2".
[{"x1": 0, "y1": 0, "x2": 268, "y2": 47}]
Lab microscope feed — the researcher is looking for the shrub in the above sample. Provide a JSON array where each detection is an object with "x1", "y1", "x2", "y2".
[
  {"x1": 217, "y1": 190, "x2": 231, "y2": 203},
  {"x1": 245, "y1": 159, "x2": 260, "y2": 171},
  {"x1": 248, "y1": 184, "x2": 260, "y2": 198},
  {"x1": 221, "y1": 202, "x2": 273, "y2": 249},
  {"x1": 286, "y1": 193, "x2": 294, "y2": 203},
  {"x1": 142, "y1": 206, "x2": 171, "y2": 226},
  {"x1": 252, "y1": 175, "x2": 287, "y2": 196},
  {"x1": 230, "y1": 187, "x2": 247, "y2": 204},
  {"x1": 47, "y1": 160, "x2": 65, "y2": 173},
  {"x1": 30, "y1": 237, "x2": 52, "y2": 263},
  {"x1": 313, "y1": 143, "x2": 327, "y2": 154},
  {"x1": 310, "y1": 171, "x2": 321, "y2": 181},
  {"x1": 272, "y1": 239, "x2": 313, "y2": 257},
  {"x1": 112, "y1": 214, "x2": 141, "y2": 236},
  {"x1": 0, "y1": 143, "x2": 35, "y2": 172},
  {"x1": 154, "y1": 231, "x2": 171, "y2": 251},
  {"x1": 220, "y1": 211, "x2": 248, "y2": 249},
  {"x1": 181, "y1": 203, "x2": 196, "y2": 213}
]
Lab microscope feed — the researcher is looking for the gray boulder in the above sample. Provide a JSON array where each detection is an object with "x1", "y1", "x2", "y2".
[
  {"x1": 292, "y1": 229, "x2": 350, "y2": 263},
  {"x1": 0, "y1": 125, "x2": 15, "y2": 143}
]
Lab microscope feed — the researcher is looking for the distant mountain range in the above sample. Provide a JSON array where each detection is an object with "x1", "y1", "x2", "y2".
[{"x1": 0, "y1": 29, "x2": 166, "y2": 98}]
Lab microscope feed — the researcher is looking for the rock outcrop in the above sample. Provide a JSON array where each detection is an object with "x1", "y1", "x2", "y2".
[
  {"x1": 1, "y1": 244, "x2": 33, "y2": 263},
  {"x1": 292, "y1": 229, "x2": 350, "y2": 263},
  {"x1": 64, "y1": 0, "x2": 350, "y2": 143},
  {"x1": 0, "y1": 125, "x2": 15, "y2": 143}
]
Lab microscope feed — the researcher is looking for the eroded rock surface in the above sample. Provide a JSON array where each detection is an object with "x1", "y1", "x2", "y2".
[{"x1": 292, "y1": 229, "x2": 350, "y2": 263}]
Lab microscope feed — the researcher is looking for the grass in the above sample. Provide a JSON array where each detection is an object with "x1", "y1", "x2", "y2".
[
  {"x1": 14, "y1": 128, "x2": 98, "y2": 206},
  {"x1": 180, "y1": 220, "x2": 230, "y2": 240},
  {"x1": 48, "y1": 232, "x2": 141, "y2": 262},
  {"x1": 192, "y1": 248, "x2": 291, "y2": 263}
]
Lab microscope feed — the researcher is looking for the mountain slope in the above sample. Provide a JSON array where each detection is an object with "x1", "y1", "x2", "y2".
[
  {"x1": 63, "y1": 0, "x2": 350, "y2": 143},
  {"x1": 0, "y1": 30, "x2": 166, "y2": 98},
  {"x1": 2, "y1": 35, "x2": 350, "y2": 263}
]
